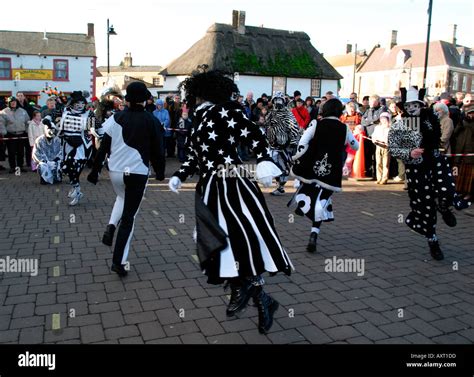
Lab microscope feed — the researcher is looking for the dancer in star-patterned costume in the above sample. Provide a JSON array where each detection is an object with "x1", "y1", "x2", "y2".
[{"x1": 169, "y1": 70, "x2": 293, "y2": 334}]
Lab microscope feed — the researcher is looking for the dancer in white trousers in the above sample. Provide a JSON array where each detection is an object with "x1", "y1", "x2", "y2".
[{"x1": 88, "y1": 82, "x2": 165, "y2": 276}]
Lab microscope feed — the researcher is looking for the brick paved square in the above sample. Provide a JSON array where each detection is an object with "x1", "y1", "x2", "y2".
[{"x1": 0, "y1": 159, "x2": 473, "y2": 345}]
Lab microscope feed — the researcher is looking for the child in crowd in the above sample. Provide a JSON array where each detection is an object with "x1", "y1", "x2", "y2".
[{"x1": 27, "y1": 111, "x2": 44, "y2": 172}]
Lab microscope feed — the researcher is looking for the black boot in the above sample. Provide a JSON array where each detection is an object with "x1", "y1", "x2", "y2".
[
  {"x1": 226, "y1": 279, "x2": 256, "y2": 317},
  {"x1": 438, "y1": 204, "x2": 457, "y2": 227},
  {"x1": 102, "y1": 224, "x2": 116, "y2": 246},
  {"x1": 428, "y1": 239, "x2": 444, "y2": 261},
  {"x1": 111, "y1": 263, "x2": 128, "y2": 277},
  {"x1": 253, "y1": 286, "x2": 279, "y2": 334},
  {"x1": 306, "y1": 232, "x2": 318, "y2": 253}
]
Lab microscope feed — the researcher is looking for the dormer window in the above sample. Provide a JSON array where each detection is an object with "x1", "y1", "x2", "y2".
[
  {"x1": 460, "y1": 52, "x2": 465, "y2": 65},
  {"x1": 469, "y1": 55, "x2": 474, "y2": 67},
  {"x1": 396, "y1": 50, "x2": 411, "y2": 68}
]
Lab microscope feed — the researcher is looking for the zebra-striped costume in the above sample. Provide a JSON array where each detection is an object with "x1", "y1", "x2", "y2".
[{"x1": 264, "y1": 108, "x2": 300, "y2": 183}]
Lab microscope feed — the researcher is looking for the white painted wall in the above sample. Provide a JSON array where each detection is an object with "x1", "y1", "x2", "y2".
[
  {"x1": 234, "y1": 75, "x2": 272, "y2": 98},
  {"x1": 321, "y1": 79, "x2": 339, "y2": 97},
  {"x1": 286, "y1": 78, "x2": 311, "y2": 98},
  {"x1": 0, "y1": 54, "x2": 94, "y2": 105},
  {"x1": 356, "y1": 66, "x2": 449, "y2": 98},
  {"x1": 333, "y1": 65, "x2": 354, "y2": 97}
]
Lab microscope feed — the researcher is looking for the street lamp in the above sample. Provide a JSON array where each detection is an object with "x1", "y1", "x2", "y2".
[{"x1": 107, "y1": 19, "x2": 117, "y2": 75}]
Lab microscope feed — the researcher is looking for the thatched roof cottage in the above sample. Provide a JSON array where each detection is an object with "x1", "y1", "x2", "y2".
[{"x1": 159, "y1": 11, "x2": 342, "y2": 99}]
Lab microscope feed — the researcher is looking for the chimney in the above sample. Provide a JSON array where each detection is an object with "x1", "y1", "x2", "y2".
[
  {"x1": 390, "y1": 30, "x2": 397, "y2": 49},
  {"x1": 87, "y1": 23, "x2": 94, "y2": 38},
  {"x1": 232, "y1": 10, "x2": 238, "y2": 29},
  {"x1": 123, "y1": 53, "x2": 133, "y2": 68},
  {"x1": 346, "y1": 44, "x2": 352, "y2": 54},
  {"x1": 452, "y1": 24, "x2": 457, "y2": 45},
  {"x1": 238, "y1": 11, "x2": 246, "y2": 35}
]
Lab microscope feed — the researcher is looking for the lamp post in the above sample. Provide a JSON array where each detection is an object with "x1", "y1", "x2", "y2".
[
  {"x1": 107, "y1": 19, "x2": 117, "y2": 75},
  {"x1": 352, "y1": 43, "x2": 357, "y2": 94}
]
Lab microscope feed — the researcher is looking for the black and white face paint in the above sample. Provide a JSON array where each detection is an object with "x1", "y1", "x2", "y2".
[
  {"x1": 73, "y1": 101, "x2": 86, "y2": 112},
  {"x1": 404, "y1": 101, "x2": 422, "y2": 116},
  {"x1": 44, "y1": 124, "x2": 56, "y2": 139}
]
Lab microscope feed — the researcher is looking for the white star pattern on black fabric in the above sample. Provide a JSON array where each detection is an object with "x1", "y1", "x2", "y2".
[
  {"x1": 252, "y1": 140, "x2": 259, "y2": 148},
  {"x1": 224, "y1": 155, "x2": 233, "y2": 164},
  {"x1": 187, "y1": 155, "x2": 194, "y2": 160},
  {"x1": 197, "y1": 123, "x2": 204, "y2": 131},
  {"x1": 219, "y1": 108, "x2": 229, "y2": 118},
  {"x1": 206, "y1": 120, "x2": 214, "y2": 128},
  {"x1": 208, "y1": 131, "x2": 218, "y2": 140},
  {"x1": 240, "y1": 128, "x2": 250, "y2": 138},
  {"x1": 218, "y1": 149, "x2": 224, "y2": 155},
  {"x1": 179, "y1": 169, "x2": 185, "y2": 173},
  {"x1": 227, "y1": 119, "x2": 237, "y2": 128},
  {"x1": 257, "y1": 153, "x2": 263, "y2": 159},
  {"x1": 266, "y1": 147, "x2": 271, "y2": 155},
  {"x1": 183, "y1": 161, "x2": 190, "y2": 166},
  {"x1": 228, "y1": 136, "x2": 235, "y2": 144},
  {"x1": 201, "y1": 143, "x2": 209, "y2": 152},
  {"x1": 206, "y1": 160, "x2": 214, "y2": 169}
]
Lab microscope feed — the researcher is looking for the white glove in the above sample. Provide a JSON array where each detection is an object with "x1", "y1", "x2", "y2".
[
  {"x1": 258, "y1": 175, "x2": 273, "y2": 188},
  {"x1": 169, "y1": 176, "x2": 182, "y2": 194}
]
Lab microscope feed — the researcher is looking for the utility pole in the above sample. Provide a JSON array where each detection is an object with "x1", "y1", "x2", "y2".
[
  {"x1": 422, "y1": 0, "x2": 433, "y2": 89},
  {"x1": 352, "y1": 43, "x2": 357, "y2": 94}
]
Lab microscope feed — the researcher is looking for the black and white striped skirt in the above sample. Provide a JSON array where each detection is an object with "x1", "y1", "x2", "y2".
[{"x1": 200, "y1": 171, "x2": 294, "y2": 284}]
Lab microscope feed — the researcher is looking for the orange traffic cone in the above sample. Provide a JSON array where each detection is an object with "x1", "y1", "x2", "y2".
[{"x1": 351, "y1": 132, "x2": 367, "y2": 180}]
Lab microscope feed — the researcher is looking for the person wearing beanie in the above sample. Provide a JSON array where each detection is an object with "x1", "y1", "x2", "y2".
[
  {"x1": 152, "y1": 99, "x2": 171, "y2": 155},
  {"x1": 388, "y1": 87, "x2": 471, "y2": 261},
  {"x1": 288, "y1": 90, "x2": 302, "y2": 109},
  {"x1": 289, "y1": 98, "x2": 359, "y2": 253},
  {"x1": 87, "y1": 81, "x2": 166, "y2": 277},
  {"x1": 169, "y1": 70, "x2": 293, "y2": 334},
  {"x1": 372, "y1": 112, "x2": 391, "y2": 184}
]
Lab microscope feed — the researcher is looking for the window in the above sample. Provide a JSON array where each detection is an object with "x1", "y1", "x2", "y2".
[
  {"x1": 0, "y1": 58, "x2": 12, "y2": 80},
  {"x1": 469, "y1": 55, "x2": 474, "y2": 67},
  {"x1": 462, "y1": 75, "x2": 467, "y2": 92},
  {"x1": 460, "y1": 52, "x2": 465, "y2": 65},
  {"x1": 53, "y1": 59, "x2": 68, "y2": 81},
  {"x1": 272, "y1": 77, "x2": 286, "y2": 95},
  {"x1": 152, "y1": 77, "x2": 161, "y2": 86},
  {"x1": 452, "y1": 72, "x2": 459, "y2": 91},
  {"x1": 311, "y1": 79, "x2": 321, "y2": 97}
]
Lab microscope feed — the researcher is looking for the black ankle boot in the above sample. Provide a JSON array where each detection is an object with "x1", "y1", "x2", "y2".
[
  {"x1": 438, "y1": 204, "x2": 457, "y2": 227},
  {"x1": 253, "y1": 287, "x2": 279, "y2": 334},
  {"x1": 226, "y1": 279, "x2": 256, "y2": 317},
  {"x1": 428, "y1": 239, "x2": 444, "y2": 261},
  {"x1": 102, "y1": 224, "x2": 116, "y2": 246},
  {"x1": 307, "y1": 232, "x2": 318, "y2": 253},
  {"x1": 111, "y1": 263, "x2": 128, "y2": 277}
]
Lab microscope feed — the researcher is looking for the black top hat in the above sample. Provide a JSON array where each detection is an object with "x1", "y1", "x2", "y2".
[
  {"x1": 125, "y1": 82, "x2": 151, "y2": 103},
  {"x1": 69, "y1": 91, "x2": 87, "y2": 105}
]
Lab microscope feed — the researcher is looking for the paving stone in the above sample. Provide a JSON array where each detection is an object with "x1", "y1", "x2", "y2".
[{"x1": 80, "y1": 324, "x2": 105, "y2": 343}]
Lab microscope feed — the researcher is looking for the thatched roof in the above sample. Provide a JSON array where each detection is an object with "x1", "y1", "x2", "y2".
[
  {"x1": 0, "y1": 30, "x2": 95, "y2": 57},
  {"x1": 97, "y1": 66, "x2": 162, "y2": 73},
  {"x1": 160, "y1": 23, "x2": 342, "y2": 79}
]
